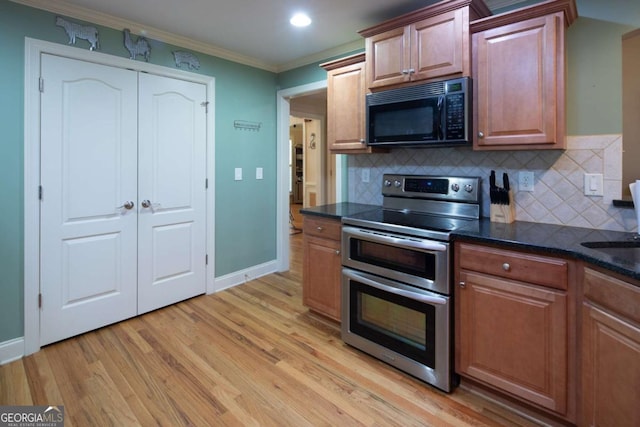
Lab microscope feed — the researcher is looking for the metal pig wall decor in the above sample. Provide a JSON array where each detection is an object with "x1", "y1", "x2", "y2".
[
  {"x1": 123, "y1": 29, "x2": 151, "y2": 61},
  {"x1": 172, "y1": 51, "x2": 201, "y2": 70},
  {"x1": 55, "y1": 16, "x2": 99, "y2": 50}
]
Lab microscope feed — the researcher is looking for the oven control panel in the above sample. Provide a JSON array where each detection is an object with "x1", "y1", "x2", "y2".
[{"x1": 382, "y1": 174, "x2": 480, "y2": 203}]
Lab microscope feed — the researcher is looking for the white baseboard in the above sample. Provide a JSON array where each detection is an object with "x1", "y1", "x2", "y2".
[
  {"x1": 210, "y1": 260, "x2": 278, "y2": 294},
  {"x1": 0, "y1": 337, "x2": 25, "y2": 365}
]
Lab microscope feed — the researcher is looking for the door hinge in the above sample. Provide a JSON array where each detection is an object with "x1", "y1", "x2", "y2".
[
  {"x1": 39, "y1": 185, "x2": 43, "y2": 200},
  {"x1": 206, "y1": 254, "x2": 208, "y2": 265},
  {"x1": 201, "y1": 101, "x2": 209, "y2": 113},
  {"x1": 39, "y1": 77, "x2": 44, "y2": 93},
  {"x1": 38, "y1": 293, "x2": 42, "y2": 308}
]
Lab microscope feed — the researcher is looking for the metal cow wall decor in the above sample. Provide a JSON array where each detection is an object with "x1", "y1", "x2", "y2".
[{"x1": 55, "y1": 16, "x2": 99, "y2": 50}]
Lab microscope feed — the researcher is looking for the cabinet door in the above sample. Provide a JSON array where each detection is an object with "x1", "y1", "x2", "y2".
[
  {"x1": 473, "y1": 13, "x2": 564, "y2": 149},
  {"x1": 456, "y1": 270, "x2": 568, "y2": 413},
  {"x1": 411, "y1": 8, "x2": 466, "y2": 81},
  {"x1": 327, "y1": 61, "x2": 368, "y2": 152},
  {"x1": 582, "y1": 302, "x2": 640, "y2": 427},
  {"x1": 303, "y1": 235, "x2": 342, "y2": 321},
  {"x1": 366, "y1": 26, "x2": 411, "y2": 89}
]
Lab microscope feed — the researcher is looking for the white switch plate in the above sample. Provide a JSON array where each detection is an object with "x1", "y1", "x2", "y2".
[
  {"x1": 584, "y1": 173, "x2": 603, "y2": 196},
  {"x1": 234, "y1": 167, "x2": 242, "y2": 181},
  {"x1": 256, "y1": 167, "x2": 263, "y2": 180},
  {"x1": 361, "y1": 168, "x2": 370, "y2": 183},
  {"x1": 519, "y1": 171, "x2": 534, "y2": 192}
]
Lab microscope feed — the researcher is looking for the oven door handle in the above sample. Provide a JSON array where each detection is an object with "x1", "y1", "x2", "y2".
[
  {"x1": 344, "y1": 269, "x2": 448, "y2": 305},
  {"x1": 343, "y1": 227, "x2": 447, "y2": 252}
]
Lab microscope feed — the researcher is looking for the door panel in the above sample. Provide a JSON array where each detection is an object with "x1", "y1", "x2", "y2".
[
  {"x1": 137, "y1": 73, "x2": 207, "y2": 314},
  {"x1": 40, "y1": 54, "x2": 138, "y2": 346}
]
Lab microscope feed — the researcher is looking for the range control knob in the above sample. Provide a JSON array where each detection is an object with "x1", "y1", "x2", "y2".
[
  {"x1": 394, "y1": 180, "x2": 402, "y2": 188},
  {"x1": 384, "y1": 179, "x2": 392, "y2": 187},
  {"x1": 464, "y1": 184, "x2": 474, "y2": 193},
  {"x1": 451, "y1": 183, "x2": 460, "y2": 192}
]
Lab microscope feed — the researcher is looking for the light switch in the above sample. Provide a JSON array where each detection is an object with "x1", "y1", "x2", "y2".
[
  {"x1": 234, "y1": 167, "x2": 242, "y2": 181},
  {"x1": 256, "y1": 167, "x2": 263, "y2": 180},
  {"x1": 584, "y1": 173, "x2": 603, "y2": 196}
]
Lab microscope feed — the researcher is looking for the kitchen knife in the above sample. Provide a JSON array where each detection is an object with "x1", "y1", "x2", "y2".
[
  {"x1": 490, "y1": 170, "x2": 496, "y2": 204},
  {"x1": 503, "y1": 172, "x2": 510, "y2": 205}
]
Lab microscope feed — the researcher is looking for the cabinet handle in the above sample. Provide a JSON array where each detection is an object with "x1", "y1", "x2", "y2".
[
  {"x1": 459, "y1": 281, "x2": 466, "y2": 288},
  {"x1": 401, "y1": 69, "x2": 409, "y2": 75},
  {"x1": 360, "y1": 139, "x2": 366, "y2": 144},
  {"x1": 478, "y1": 131, "x2": 485, "y2": 138},
  {"x1": 316, "y1": 226, "x2": 323, "y2": 231},
  {"x1": 502, "y1": 263, "x2": 511, "y2": 271},
  {"x1": 407, "y1": 68, "x2": 415, "y2": 74},
  {"x1": 335, "y1": 250, "x2": 341, "y2": 255}
]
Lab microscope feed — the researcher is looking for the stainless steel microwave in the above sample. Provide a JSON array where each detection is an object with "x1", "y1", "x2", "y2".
[{"x1": 366, "y1": 77, "x2": 471, "y2": 148}]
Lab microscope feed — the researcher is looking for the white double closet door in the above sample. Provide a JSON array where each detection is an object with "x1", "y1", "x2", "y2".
[{"x1": 39, "y1": 54, "x2": 207, "y2": 346}]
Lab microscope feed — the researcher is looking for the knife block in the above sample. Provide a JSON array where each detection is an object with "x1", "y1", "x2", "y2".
[{"x1": 490, "y1": 191, "x2": 515, "y2": 224}]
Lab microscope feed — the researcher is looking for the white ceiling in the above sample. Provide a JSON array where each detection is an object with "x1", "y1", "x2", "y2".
[{"x1": 14, "y1": 0, "x2": 640, "y2": 72}]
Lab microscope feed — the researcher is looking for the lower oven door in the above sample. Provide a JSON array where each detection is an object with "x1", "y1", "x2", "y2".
[
  {"x1": 341, "y1": 267, "x2": 452, "y2": 392},
  {"x1": 342, "y1": 226, "x2": 449, "y2": 295}
]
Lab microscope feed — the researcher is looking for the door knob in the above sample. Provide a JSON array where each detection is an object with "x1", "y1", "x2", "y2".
[
  {"x1": 141, "y1": 200, "x2": 151, "y2": 208},
  {"x1": 118, "y1": 201, "x2": 134, "y2": 210}
]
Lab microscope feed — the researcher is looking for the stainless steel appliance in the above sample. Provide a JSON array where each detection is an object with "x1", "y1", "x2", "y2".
[
  {"x1": 341, "y1": 174, "x2": 481, "y2": 392},
  {"x1": 366, "y1": 77, "x2": 471, "y2": 147}
]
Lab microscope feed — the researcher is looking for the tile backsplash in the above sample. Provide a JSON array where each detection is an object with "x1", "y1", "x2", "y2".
[{"x1": 348, "y1": 134, "x2": 638, "y2": 233}]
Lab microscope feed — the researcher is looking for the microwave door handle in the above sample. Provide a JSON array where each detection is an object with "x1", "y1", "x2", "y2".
[
  {"x1": 344, "y1": 269, "x2": 448, "y2": 305},
  {"x1": 344, "y1": 227, "x2": 447, "y2": 252},
  {"x1": 436, "y1": 95, "x2": 445, "y2": 140}
]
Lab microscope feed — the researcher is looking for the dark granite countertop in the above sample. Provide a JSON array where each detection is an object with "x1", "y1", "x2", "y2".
[
  {"x1": 301, "y1": 203, "x2": 640, "y2": 283},
  {"x1": 300, "y1": 202, "x2": 379, "y2": 219},
  {"x1": 452, "y1": 219, "x2": 640, "y2": 282}
]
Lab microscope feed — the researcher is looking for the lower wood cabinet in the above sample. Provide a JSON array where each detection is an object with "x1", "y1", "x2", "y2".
[
  {"x1": 302, "y1": 216, "x2": 342, "y2": 321},
  {"x1": 581, "y1": 267, "x2": 640, "y2": 426},
  {"x1": 454, "y1": 242, "x2": 575, "y2": 421}
]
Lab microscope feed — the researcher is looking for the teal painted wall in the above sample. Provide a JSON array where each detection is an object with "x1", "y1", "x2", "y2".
[
  {"x1": 0, "y1": 0, "x2": 278, "y2": 342},
  {"x1": 566, "y1": 17, "x2": 634, "y2": 135}
]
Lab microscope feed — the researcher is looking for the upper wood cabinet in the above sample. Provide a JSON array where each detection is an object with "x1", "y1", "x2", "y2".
[
  {"x1": 470, "y1": 0, "x2": 577, "y2": 150},
  {"x1": 321, "y1": 54, "x2": 385, "y2": 154},
  {"x1": 360, "y1": 0, "x2": 491, "y2": 90}
]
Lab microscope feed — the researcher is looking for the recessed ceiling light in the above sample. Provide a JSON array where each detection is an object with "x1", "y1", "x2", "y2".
[{"x1": 290, "y1": 13, "x2": 312, "y2": 27}]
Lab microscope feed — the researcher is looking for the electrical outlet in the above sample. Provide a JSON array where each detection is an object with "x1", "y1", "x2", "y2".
[
  {"x1": 361, "y1": 168, "x2": 370, "y2": 183},
  {"x1": 519, "y1": 171, "x2": 534, "y2": 192}
]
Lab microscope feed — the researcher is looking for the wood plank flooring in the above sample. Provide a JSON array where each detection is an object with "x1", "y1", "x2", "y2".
[{"x1": 0, "y1": 234, "x2": 540, "y2": 426}]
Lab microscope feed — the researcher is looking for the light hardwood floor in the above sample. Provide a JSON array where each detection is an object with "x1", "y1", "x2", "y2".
[{"x1": 0, "y1": 234, "x2": 539, "y2": 426}]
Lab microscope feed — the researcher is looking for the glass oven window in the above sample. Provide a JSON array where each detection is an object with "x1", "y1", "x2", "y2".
[
  {"x1": 350, "y1": 238, "x2": 436, "y2": 281},
  {"x1": 349, "y1": 280, "x2": 436, "y2": 368}
]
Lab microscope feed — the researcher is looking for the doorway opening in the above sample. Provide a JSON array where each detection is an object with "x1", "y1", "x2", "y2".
[{"x1": 276, "y1": 81, "x2": 344, "y2": 272}]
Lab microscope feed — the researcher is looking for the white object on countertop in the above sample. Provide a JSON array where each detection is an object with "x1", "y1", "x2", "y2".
[{"x1": 630, "y1": 180, "x2": 640, "y2": 232}]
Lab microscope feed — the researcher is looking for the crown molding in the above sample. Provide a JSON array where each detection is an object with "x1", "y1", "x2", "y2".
[
  {"x1": 11, "y1": 0, "x2": 281, "y2": 72},
  {"x1": 276, "y1": 39, "x2": 365, "y2": 73}
]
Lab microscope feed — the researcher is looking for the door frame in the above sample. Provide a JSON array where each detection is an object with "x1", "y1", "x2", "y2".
[
  {"x1": 23, "y1": 38, "x2": 216, "y2": 355},
  {"x1": 276, "y1": 81, "x2": 340, "y2": 272}
]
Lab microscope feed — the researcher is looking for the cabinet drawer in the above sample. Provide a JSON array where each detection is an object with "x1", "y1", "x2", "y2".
[
  {"x1": 303, "y1": 216, "x2": 341, "y2": 240},
  {"x1": 458, "y1": 243, "x2": 568, "y2": 290},
  {"x1": 583, "y1": 267, "x2": 640, "y2": 324}
]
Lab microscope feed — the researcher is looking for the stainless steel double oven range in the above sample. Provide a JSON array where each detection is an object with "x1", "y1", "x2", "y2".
[{"x1": 341, "y1": 174, "x2": 481, "y2": 392}]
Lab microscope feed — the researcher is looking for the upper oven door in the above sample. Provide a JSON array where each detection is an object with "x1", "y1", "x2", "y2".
[
  {"x1": 342, "y1": 226, "x2": 450, "y2": 295},
  {"x1": 366, "y1": 94, "x2": 443, "y2": 146}
]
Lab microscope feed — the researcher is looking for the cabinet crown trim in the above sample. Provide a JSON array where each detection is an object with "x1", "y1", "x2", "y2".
[
  {"x1": 359, "y1": 0, "x2": 491, "y2": 38},
  {"x1": 320, "y1": 53, "x2": 365, "y2": 71},
  {"x1": 470, "y1": 0, "x2": 577, "y2": 33}
]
